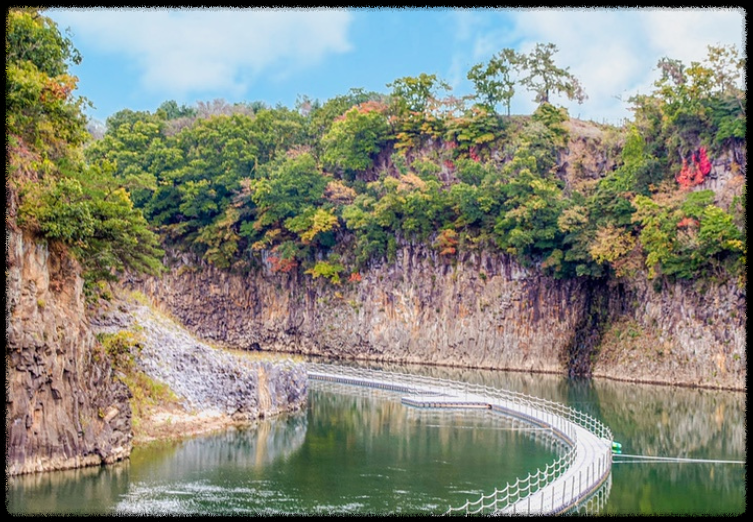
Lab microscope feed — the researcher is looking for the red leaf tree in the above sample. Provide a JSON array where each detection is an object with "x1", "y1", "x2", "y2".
[{"x1": 676, "y1": 147, "x2": 712, "y2": 188}]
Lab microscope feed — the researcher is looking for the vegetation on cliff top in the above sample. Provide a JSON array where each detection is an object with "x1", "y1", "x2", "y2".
[
  {"x1": 7, "y1": 8, "x2": 164, "y2": 291},
  {"x1": 8, "y1": 9, "x2": 746, "y2": 290}
]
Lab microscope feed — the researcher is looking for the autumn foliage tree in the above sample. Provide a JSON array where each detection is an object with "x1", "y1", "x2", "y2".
[
  {"x1": 435, "y1": 228, "x2": 459, "y2": 256},
  {"x1": 8, "y1": 9, "x2": 164, "y2": 289},
  {"x1": 676, "y1": 147, "x2": 712, "y2": 188}
]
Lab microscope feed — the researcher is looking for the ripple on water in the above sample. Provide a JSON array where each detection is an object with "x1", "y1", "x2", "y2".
[{"x1": 116, "y1": 480, "x2": 299, "y2": 515}]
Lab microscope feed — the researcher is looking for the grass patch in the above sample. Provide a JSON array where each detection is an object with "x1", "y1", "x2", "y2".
[
  {"x1": 119, "y1": 371, "x2": 179, "y2": 422},
  {"x1": 127, "y1": 289, "x2": 151, "y2": 306},
  {"x1": 98, "y1": 329, "x2": 179, "y2": 428}
]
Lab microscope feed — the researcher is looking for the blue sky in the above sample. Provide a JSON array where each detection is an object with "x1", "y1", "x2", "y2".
[{"x1": 47, "y1": 7, "x2": 745, "y2": 126}]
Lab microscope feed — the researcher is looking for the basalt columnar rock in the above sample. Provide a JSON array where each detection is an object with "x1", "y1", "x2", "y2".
[
  {"x1": 593, "y1": 276, "x2": 746, "y2": 389},
  {"x1": 6, "y1": 231, "x2": 132, "y2": 476},
  {"x1": 6, "y1": 229, "x2": 308, "y2": 476},
  {"x1": 136, "y1": 241, "x2": 745, "y2": 391},
  {"x1": 138, "y1": 247, "x2": 591, "y2": 375}
]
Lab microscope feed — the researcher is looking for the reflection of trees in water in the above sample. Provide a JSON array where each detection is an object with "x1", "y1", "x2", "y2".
[
  {"x1": 607, "y1": 461, "x2": 745, "y2": 515},
  {"x1": 305, "y1": 382, "x2": 564, "y2": 513},
  {"x1": 7, "y1": 459, "x2": 131, "y2": 515},
  {"x1": 320, "y1": 359, "x2": 744, "y2": 460},
  {"x1": 309, "y1": 381, "x2": 582, "y2": 513},
  {"x1": 314, "y1": 359, "x2": 744, "y2": 513}
]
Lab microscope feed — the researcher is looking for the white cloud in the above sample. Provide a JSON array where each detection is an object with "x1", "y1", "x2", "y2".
[
  {"x1": 641, "y1": 8, "x2": 745, "y2": 64},
  {"x1": 453, "y1": 7, "x2": 745, "y2": 123},
  {"x1": 51, "y1": 8, "x2": 353, "y2": 96},
  {"x1": 453, "y1": 10, "x2": 484, "y2": 43}
]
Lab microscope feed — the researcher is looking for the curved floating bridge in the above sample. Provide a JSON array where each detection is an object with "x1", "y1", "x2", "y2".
[{"x1": 307, "y1": 363, "x2": 614, "y2": 515}]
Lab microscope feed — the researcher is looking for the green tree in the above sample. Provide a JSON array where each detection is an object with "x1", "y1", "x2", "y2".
[
  {"x1": 303, "y1": 88, "x2": 385, "y2": 154},
  {"x1": 467, "y1": 48, "x2": 520, "y2": 115},
  {"x1": 156, "y1": 99, "x2": 197, "y2": 120},
  {"x1": 494, "y1": 144, "x2": 564, "y2": 264},
  {"x1": 518, "y1": 43, "x2": 587, "y2": 105},
  {"x1": 321, "y1": 103, "x2": 390, "y2": 179},
  {"x1": 631, "y1": 44, "x2": 745, "y2": 159},
  {"x1": 8, "y1": 8, "x2": 163, "y2": 285},
  {"x1": 387, "y1": 73, "x2": 450, "y2": 115},
  {"x1": 18, "y1": 164, "x2": 164, "y2": 281},
  {"x1": 631, "y1": 190, "x2": 743, "y2": 281},
  {"x1": 305, "y1": 257, "x2": 346, "y2": 284},
  {"x1": 387, "y1": 73, "x2": 451, "y2": 152},
  {"x1": 7, "y1": 9, "x2": 88, "y2": 163},
  {"x1": 84, "y1": 109, "x2": 164, "y2": 206},
  {"x1": 243, "y1": 152, "x2": 329, "y2": 254}
]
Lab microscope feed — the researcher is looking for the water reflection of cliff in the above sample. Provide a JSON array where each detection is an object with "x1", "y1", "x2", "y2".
[
  {"x1": 10, "y1": 364, "x2": 741, "y2": 515},
  {"x1": 322, "y1": 359, "x2": 745, "y2": 515},
  {"x1": 7, "y1": 459, "x2": 132, "y2": 515},
  {"x1": 326, "y1": 359, "x2": 745, "y2": 461},
  {"x1": 310, "y1": 379, "x2": 567, "y2": 457},
  {"x1": 130, "y1": 412, "x2": 308, "y2": 481},
  {"x1": 595, "y1": 382, "x2": 744, "y2": 460},
  {"x1": 309, "y1": 381, "x2": 566, "y2": 496},
  {"x1": 592, "y1": 378, "x2": 745, "y2": 508},
  {"x1": 7, "y1": 413, "x2": 308, "y2": 515},
  {"x1": 301, "y1": 382, "x2": 562, "y2": 513}
]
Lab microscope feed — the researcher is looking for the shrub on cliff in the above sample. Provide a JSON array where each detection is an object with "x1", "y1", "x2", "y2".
[{"x1": 8, "y1": 9, "x2": 164, "y2": 286}]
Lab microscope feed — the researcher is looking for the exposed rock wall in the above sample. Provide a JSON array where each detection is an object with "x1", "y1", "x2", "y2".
[
  {"x1": 138, "y1": 242, "x2": 745, "y2": 391},
  {"x1": 138, "y1": 246, "x2": 592, "y2": 374},
  {"x1": 91, "y1": 302, "x2": 308, "y2": 421},
  {"x1": 6, "y1": 231, "x2": 132, "y2": 476},
  {"x1": 593, "y1": 277, "x2": 746, "y2": 390}
]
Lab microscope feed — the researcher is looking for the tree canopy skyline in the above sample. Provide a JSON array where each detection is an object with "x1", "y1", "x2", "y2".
[{"x1": 48, "y1": 8, "x2": 744, "y2": 125}]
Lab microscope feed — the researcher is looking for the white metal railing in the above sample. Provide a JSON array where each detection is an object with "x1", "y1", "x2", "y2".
[{"x1": 306, "y1": 363, "x2": 613, "y2": 515}]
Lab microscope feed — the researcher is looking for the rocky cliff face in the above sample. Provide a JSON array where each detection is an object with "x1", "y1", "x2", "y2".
[
  {"x1": 593, "y1": 277, "x2": 745, "y2": 389},
  {"x1": 138, "y1": 240, "x2": 745, "y2": 391},
  {"x1": 6, "y1": 229, "x2": 308, "y2": 476},
  {"x1": 91, "y1": 301, "x2": 308, "y2": 422},
  {"x1": 6, "y1": 231, "x2": 132, "y2": 475},
  {"x1": 139, "y1": 246, "x2": 593, "y2": 374}
]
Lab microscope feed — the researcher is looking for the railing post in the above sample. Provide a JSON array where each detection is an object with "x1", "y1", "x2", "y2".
[{"x1": 571, "y1": 474, "x2": 575, "y2": 503}]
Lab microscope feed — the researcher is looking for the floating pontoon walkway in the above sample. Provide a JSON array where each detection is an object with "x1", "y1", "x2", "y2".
[{"x1": 307, "y1": 364, "x2": 614, "y2": 515}]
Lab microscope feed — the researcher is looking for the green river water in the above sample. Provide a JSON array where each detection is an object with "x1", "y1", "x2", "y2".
[{"x1": 7, "y1": 362, "x2": 745, "y2": 515}]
